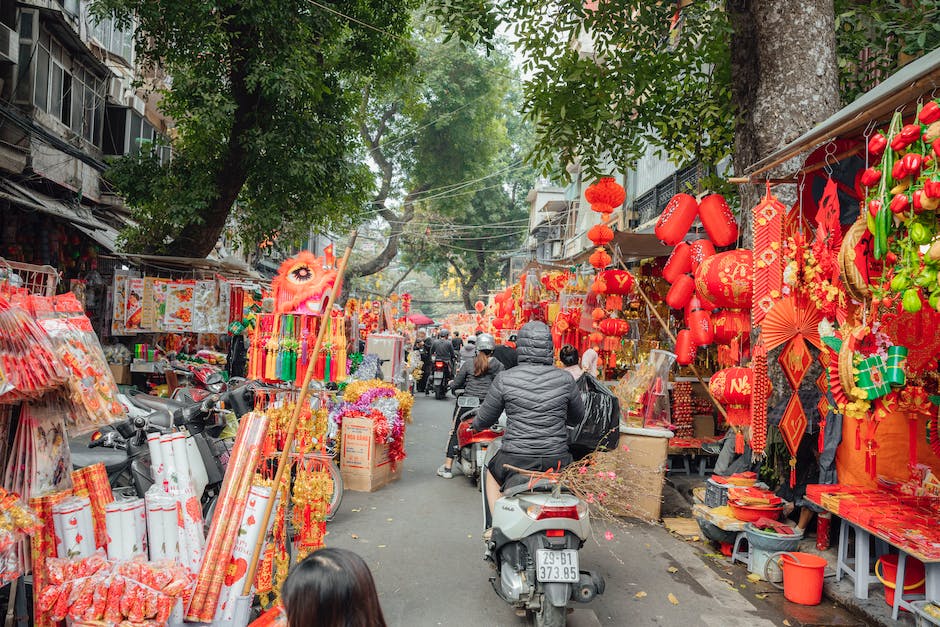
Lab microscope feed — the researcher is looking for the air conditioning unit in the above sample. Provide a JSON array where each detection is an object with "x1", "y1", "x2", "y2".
[
  {"x1": 127, "y1": 95, "x2": 146, "y2": 116},
  {"x1": 107, "y1": 79, "x2": 124, "y2": 103},
  {"x1": 0, "y1": 23, "x2": 19, "y2": 65}
]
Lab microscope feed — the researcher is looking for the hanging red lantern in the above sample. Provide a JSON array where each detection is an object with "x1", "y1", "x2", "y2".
[
  {"x1": 689, "y1": 238, "x2": 716, "y2": 269},
  {"x1": 590, "y1": 277, "x2": 608, "y2": 294},
  {"x1": 605, "y1": 294, "x2": 623, "y2": 311},
  {"x1": 585, "y1": 177, "x2": 626, "y2": 209},
  {"x1": 589, "y1": 247, "x2": 612, "y2": 269},
  {"x1": 474, "y1": 300, "x2": 485, "y2": 313},
  {"x1": 688, "y1": 309, "x2": 714, "y2": 346},
  {"x1": 589, "y1": 331, "x2": 605, "y2": 345},
  {"x1": 587, "y1": 223, "x2": 615, "y2": 247},
  {"x1": 599, "y1": 317, "x2": 630, "y2": 336},
  {"x1": 699, "y1": 194, "x2": 739, "y2": 247},
  {"x1": 597, "y1": 269, "x2": 634, "y2": 295},
  {"x1": 709, "y1": 367, "x2": 753, "y2": 427},
  {"x1": 712, "y1": 309, "x2": 751, "y2": 345},
  {"x1": 666, "y1": 274, "x2": 695, "y2": 310},
  {"x1": 655, "y1": 193, "x2": 699, "y2": 245},
  {"x1": 590, "y1": 203, "x2": 615, "y2": 215},
  {"x1": 591, "y1": 307, "x2": 607, "y2": 322},
  {"x1": 663, "y1": 242, "x2": 693, "y2": 284},
  {"x1": 675, "y1": 329, "x2": 697, "y2": 366},
  {"x1": 694, "y1": 249, "x2": 753, "y2": 309}
]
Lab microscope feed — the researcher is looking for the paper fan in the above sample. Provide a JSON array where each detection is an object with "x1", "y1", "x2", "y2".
[{"x1": 760, "y1": 296, "x2": 823, "y2": 351}]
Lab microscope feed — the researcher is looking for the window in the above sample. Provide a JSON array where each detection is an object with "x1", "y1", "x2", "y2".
[
  {"x1": 35, "y1": 45, "x2": 49, "y2": 111},
  {"x1": 50, "y1": 63, "x2": 63, "y2": 118},
  {"x1": 61, "y1": 71, "x2": 72, "y2": 128},
  {"x1": 89, "y1": 15, "x2": 135, "y2": 64}
]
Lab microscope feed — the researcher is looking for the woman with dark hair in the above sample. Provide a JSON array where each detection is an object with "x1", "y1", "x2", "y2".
[
  {"x1": 559, "y1": 344, "x2": 583, "y2": 380},
  {"x1": 281, "y1": 548, "x2": 387, "y2": 627},
  {"x1": 437, "y1": 333, "x2": 504, "y2": 479}
]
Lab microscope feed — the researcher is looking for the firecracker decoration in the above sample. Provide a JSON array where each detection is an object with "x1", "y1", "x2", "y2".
[
  {"x1": 751, "y1": 189, "x2": 785, "y2": 324},
  {"x1": 672, "y1": 382, "x2": 693, "y2": 438},
  {"x1": 291, "y1": 465, "x2": 332, "y2": 561},
  {"x1": 750, "y1": 343, "x2": 769, "y2": 457}
]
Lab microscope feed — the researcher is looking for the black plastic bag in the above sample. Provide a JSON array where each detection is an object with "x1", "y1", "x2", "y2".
[{"x1": 569, "y1": 374, "x2": 620, "y2": 455}]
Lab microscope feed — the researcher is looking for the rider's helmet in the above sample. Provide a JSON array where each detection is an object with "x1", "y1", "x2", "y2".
[
  {"x1": 439, "y1": 328, "x2": 450, "y2": 338},
  {"x1": 476, "y1": 333, "x2": 496, "y2": 352}
]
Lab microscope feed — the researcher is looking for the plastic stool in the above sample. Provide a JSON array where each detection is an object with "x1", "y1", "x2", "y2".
[
  {"x1": 731, "y1": 532, "x2": 749, "y2": 567},
  {"x1": 837, "y1": 521, "x2": 878, "y2": 599}
]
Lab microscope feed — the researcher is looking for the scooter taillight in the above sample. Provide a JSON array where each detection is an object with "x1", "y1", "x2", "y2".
[
  {"x1": 435, "y1": 362, "x2": 444, "y2": 367},
  {"x1": 546, "y1": 529, "x2": 565, "y2": 537},
  {"x1": 535, "y1": 505, "x2": 580, "y2": 521}
]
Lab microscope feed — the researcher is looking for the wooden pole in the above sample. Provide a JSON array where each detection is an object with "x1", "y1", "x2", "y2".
[
  {"x1": 632, "y1": 278, "x2": 729, "y2": 421},
  {"x1": 241, "y1": 231, "x2": 359, "y2": 596}
]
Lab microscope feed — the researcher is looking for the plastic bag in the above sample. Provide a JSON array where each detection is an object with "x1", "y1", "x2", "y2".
[{"x1": 569, "y1": 374, "x2": 620, "y2": 453}]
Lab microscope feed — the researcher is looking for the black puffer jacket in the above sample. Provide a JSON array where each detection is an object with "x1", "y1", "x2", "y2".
[
  {"x1": 473, "y1": 321, "x2": 584, "y2": 456},
  {"x1": 452, "y1": 356, "x2": 504, "y2": 400}
]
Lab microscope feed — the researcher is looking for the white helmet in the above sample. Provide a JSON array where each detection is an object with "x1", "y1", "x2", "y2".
[{"x1": 476, "y1": 333, "x2": 496, "y2": 352}]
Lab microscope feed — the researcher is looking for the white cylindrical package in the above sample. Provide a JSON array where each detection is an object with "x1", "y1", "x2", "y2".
[
  {"x1": 148, "y1": 432, "x2": 167, "y2": 491},
  {"x1": 212, "y1": 485, "x2": 276, "y2": 625},
  {"x1": 184, "y1": 430, "x2": 209, "y2": 499},
  {"x1": 145, "y1": 487, "x2": 177, "y2": 561},
  {"x1": 105, "y1": 501, "x2": 126, "y2": 560},
  {"x1": 52, "y1": 496, "x2": 95, "y2": 559},
  {"x1": 127, "y1": 498, "x2": 148, "y2": 558}
]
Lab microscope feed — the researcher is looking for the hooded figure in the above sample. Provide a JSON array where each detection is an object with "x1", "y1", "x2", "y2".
[{"x1": 474, "y1": 321, "x2": 584, "y2": 461}]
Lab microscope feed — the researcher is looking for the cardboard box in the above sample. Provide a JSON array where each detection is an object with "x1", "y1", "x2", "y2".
[
  {"x1": 693, "y1": 415, "x2": 715, "y2": 439},
  {"x1": 598, "y1": 432, "x2": 668, "y2": 521},
  {"x1": 340, "y1": 416, "x2": 402, "y2": 492},
  {"x1": 109, "y1": 364, "x2": 131, "y2": 385}
]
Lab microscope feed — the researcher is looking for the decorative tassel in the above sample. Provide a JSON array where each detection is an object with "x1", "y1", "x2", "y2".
[
  {"x1": 909, "y1": 418, "x2": 919, "y2": 470},
  {"x1": 818, "y1": 417, "x2": 826, "y2": 453},
  {"x1": 735, "y1": 431, "x2": 744, "y2": 454},
  {"x1": 789, "y1": 457, "x2": 797, "y2": 488}
]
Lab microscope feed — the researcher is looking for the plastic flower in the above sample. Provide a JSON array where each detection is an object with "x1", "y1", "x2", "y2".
[{"x1": 604, "y1": 531, "x2": 614, "y2": 541}]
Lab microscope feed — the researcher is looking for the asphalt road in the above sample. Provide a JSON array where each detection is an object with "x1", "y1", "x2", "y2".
[{"x1": 324, "y1": 394, "x2": 800, "y2": 626}]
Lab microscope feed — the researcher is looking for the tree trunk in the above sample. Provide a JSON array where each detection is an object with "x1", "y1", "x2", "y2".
[
  {"x1": 727, "y1": 0, "x2": 841, "y2": 238},
  {"x1": 451, "y1": 250, "x2": 486, "y2": 311},
  {"x1": 161, "y1": 11, "x2": 255, "y2": 258}
]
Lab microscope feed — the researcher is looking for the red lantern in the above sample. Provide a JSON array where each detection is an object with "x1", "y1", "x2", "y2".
[
  {"x1": 675, "y1": 329, "x2": 697, "y2": 366},
  {"x1": 689, "y1": 239, "x2": 716, "y2": 269},
  {"x1": 585, "y1": 177, "x2": 626, "y2": 209},
  {"x1": 591, "y1": 307, "x2": 607, "y2": 322},
  {"x1": 474, "y1": 300, "x2": 485, "y2": 313},
  {"x1": 666, "y1": 274, "x2": 695, "y2": 310},
  {"x1": 688, "y1": 309, "x2": 714, "y2": 346},
  {"x1": 712, "y1": 309, "x2": 750, "y2": 345},
  {"x1": 590, "y1": 203, "x2": 614, "y2": 215},
  {"x1": 655, "y1": 193, "x2": 698, "y2": 245},
  {"x1": 699, "y1": 194, "x2": 739, "y2": 247},
  {"x1": 605, "y1": 294, "x2": 623, "y2": 311},
  {"x1": 663, "y1": 242, "x2": 693, "y2": 284},
  {"x1": 709, "y1": 367, "x2": 753, "y2": 427},
  {"x1": 589, "y1": 331, "x2": 605, "y2": 345},
  {"x1": 598, "y1": 269, "x2": 634, "y2": 295},
  {"x1": 588, "y1": 223, "x2": 615, "y2": 247},
  {"x1": 589, "y1": 248, "x2": 612, "y2": 269},
  {"x1": 694, "y1": 249, "x2": 753, "y2": 309},
  {"x1": 599, "y1": 317, "x2": 630, "y2": 336},
  {"x1": 590, "y1": 277, "x2": 607, "y2": 294}
]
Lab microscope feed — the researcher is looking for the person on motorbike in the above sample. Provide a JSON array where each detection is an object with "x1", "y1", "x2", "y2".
[
  {"x1": 458, "y1": 335, "x2": 477, "y2": 365},
  {"x1": 492, "y1": 335, "x2": 518, "y2": 370},
  {"x1": 430, "y1": 329, "x2": 457, "y2": 393},
  {"x1": 472, "y1": 321, "x2": 584, "y2": 516},
  {"x1": 437, "y1": 334, "x2": 504, "y2": 479}
]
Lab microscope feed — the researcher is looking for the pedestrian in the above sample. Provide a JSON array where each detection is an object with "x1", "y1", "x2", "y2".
[
  {"x1": 580, "y1": 340, "x2": 599, "y2": 377},
  {"x1": 281, "y1": 547, "x2": 387, "y2": 627},
  {"x1": 558, "y1": 344, "x2": 583, "y2": 380},
  {"x1": 451, "y1": 330, "x2": 464, "y2": 353},
  {"x1": 438, "y1": 333, "x2": 503, "y2": 479}
]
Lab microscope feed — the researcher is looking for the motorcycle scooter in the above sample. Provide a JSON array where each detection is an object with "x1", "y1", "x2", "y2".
[
  {"x1": 431, "y1": 359, "x2": 451, "y2": 400},
  {"x1": 481, "y1": 435, "x2": 605, "y2": 627},
  {"x1": 450, "y1": 395, "x2": 500, "y2": 487}
]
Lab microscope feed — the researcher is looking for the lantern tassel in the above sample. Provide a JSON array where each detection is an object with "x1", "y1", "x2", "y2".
[
  {"x1": 734, "y1": 431, "x2": 745, "y2": 454},
  {"x1": 818, "y1": 417, "x2": 826, "y2": 454},
  {"x1": 909, "y1": 418, "x2": 919, "y2": 469}
]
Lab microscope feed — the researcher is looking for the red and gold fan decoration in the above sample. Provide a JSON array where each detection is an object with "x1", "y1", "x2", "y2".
[{"x1": 760, "y1": 296, "x2": 823, "y2": 352}]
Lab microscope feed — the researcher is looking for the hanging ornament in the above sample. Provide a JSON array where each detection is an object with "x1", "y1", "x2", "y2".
[
  {"x1": 698, "y1": 194, "x2": 739, "y2": 247},
  {"x1": 597, "y1": 269, "x2": 635, "y2": 295},
  {"x1": 665, "y1": 274, "x2": 695, "y2": 310},
  {"x1": 752, "y1": 189, "x2": 786, "y2": 325},
  {"x1": 688, "y1": 308, "x2": 713, "y2": 346},
  {"x1": 663, "y1": 243, "x2": 693, "y2": 284},
  {"x1": 750, "y1": 343, "x2": 769, "y2": 457},
  {"x1": 694, "y1": 249, "x2": 753, "y2": 309},
  {"x1": 589, "y1": 247, "x2": 612, "y2": 269},
  {"x1": 675, "y1": 329, "x2": 697, "y2": 366},
  {"x1": 709, "y1": 367, "x2": 753, "y2": 453},
  {"x1": 591, "y1": 307, "x2": 607, "y2": 322},
  {"x1": 588, "y1": 223, "x2": 615, "y2": 247},
  {"x1": 474, "y1": 300, "x2": 485, "y2": 313},
  {"x1": 655, "y1": 193, "x2": 699, "y2": 245},
  {"x1": 590, "y1": 277, "x2": 608, "y2": 294},
  {"x1": 585, "y1": 177, "x2": 626, "y2": 209},
  {"x1": 689, "y1": 238, "x2": 716, "y2": 270},
  {"x1": 779, "y1": 394, "x2": 807, "y2": 487},
  {"x1": 598, "y1": 317, "x2": 629, "y2": 336},
  {"x1": 605, "y1": 293, "x2": 623, "y2": 311}
]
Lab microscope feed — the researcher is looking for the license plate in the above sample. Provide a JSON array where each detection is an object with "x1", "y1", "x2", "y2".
[
  {"x1": 535, "y1": 549, "x2": 579, "y2": 583},
  {"x1": 434, "y1": 372, "x2": 443, "y2": 380}
]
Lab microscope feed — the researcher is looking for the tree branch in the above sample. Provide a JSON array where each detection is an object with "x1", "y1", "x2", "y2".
[{"x1": 349, "y1": 187, "x2": 422, "y2": 278}]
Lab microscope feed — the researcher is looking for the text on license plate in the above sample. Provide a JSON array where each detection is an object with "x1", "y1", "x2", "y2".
[{"x1": 535, "y1": 549, "x2": 579, "y2": 582}]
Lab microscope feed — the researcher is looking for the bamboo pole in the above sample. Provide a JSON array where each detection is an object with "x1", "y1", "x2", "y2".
[
  {"x1": 632, "y1": 278, "x2": 729, "y2": 421},
  {"x1": 241, "y1": 230, "x2": 359, "y2": 596}
]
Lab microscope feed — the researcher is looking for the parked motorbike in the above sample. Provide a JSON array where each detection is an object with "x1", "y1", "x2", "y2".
[
  {"x1": 431, "y1": 360, "x2": 451, "y2": 400},
  {"x1": 450, "y1": 397, "x2": 500, "y2": 487},
  {"x1": 481, "y1": 437, "x2": 605, "y2": 627}
]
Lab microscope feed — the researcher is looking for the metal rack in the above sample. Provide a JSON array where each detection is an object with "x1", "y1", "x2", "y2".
[{"x1": 0, "y1": 257, "x2": 59, "y2": 297}]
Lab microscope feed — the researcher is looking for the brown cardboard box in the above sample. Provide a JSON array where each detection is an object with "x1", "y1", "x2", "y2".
[
  {"x1": 109, "y1": 364, "x2": 131, "y2": 385},
  {"x1": 597, "y1": 432, "x2": 668, "y2": 521},
  {"x1": 340, "y1": 416, "x2": 403, "y2": 492},
  {"x1": 693, "y1": 415, "x2": 715, "y2": 439}
]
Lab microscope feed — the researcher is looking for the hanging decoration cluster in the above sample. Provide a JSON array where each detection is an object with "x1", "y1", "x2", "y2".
[{"x1": 586, "y1": 178, "x2": 626, "y2": 271}]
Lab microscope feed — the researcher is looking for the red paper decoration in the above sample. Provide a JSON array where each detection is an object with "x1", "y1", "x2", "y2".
[
  {"x1": 598, "y1": 269, "x2": 635, "y2": 295},
  {"x1": 591, "y1": 307, "x2": 607, "y2": 322},
  {"x1": 590, "y1": 277, "x2": 607, "y2": 294},
  {"x1": 585, "y1": 177, "x2": 626, "y2": 209},
  {"x1": 713, "y1": 309, "x2": 750, "y2": 345},
  {"x1": 698, "y1": 194, "x2": 739, "y2": 247},
  {"x1": 750, "y1": 343, "x2": 769, "y2": 456},
  {"x1": 590, "y1": 203, "x2": 614, "y2": 215},
  {"x1": 694, "y1": 249, "x2": 753, "y2": 309},
  {"x1": 779, "y1": 395, "x2": 808, "y2": 486},
  {"x1": 589, "y1": 248, "x2": 612, "y2": 269},
  {"x1": 663, "y1": 243, "x2": 693, "y2": 284},
  {"x1": 675, "y1": 329, "x2": 697, "y2": 366},
  {"x1": 655, "y1": 193, "x2": 699, "y2": 245},
  {"x1": 589, "y1": 331, "x2": 605, "y2": 345},
  {"x1": 709, "y1": 367, "x2": 753, "y2": 426},
  {"x1": 666, "y1": 274, "x2": 695, "y2": 310},
  {"x1": 474, "y1": 300, "x2": 485, "y2": 313},
  {"x1": 689, "y1": 239, "x2": 716, "y2": 269},
  {"x1": 688, "y1": 309, "x2": 714, "y2": 346},
  {"x1": 599, "y1": 317, "x2": 629, "y2": 336},
  {"x1": 605, "y1": 294, "x2": 623, "y2": 311},
  {"x1": 588, "y1": 223, "x2": 615, "y2": 247},
  {"x1": 779, "y1": 336, "x2": 813, "y2": 389}
]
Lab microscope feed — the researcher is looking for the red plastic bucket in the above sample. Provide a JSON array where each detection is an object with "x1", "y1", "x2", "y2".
[
  {"x1": 876, "y1": 554, "x2": 925, "y2": 609},
  {"x1": 775, "y1": 552, "x2": 826, "y2": 605}
]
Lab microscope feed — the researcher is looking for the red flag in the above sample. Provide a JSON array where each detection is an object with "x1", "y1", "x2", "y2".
[{"x1": 323, "y1": 243, "x2": 335, "y2": 267}]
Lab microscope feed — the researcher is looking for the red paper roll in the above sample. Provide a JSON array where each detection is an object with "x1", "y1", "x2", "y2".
[
  {"x1": 688, "y1": 309, "x2": 714, "y2": 345},
  {"x1": 699, "y1": 194, "x2": 739, "y2": 247},
  {"x1": 666, "y1": 274, "x2": 695, "y2": 310},
  {"x1": 663, "y1": 242, "x2": 693, "y2": 284},
  {"x1": 675, "y1": 329, "x2": 697, "y2": 365},
  {"x1": 655, "y1": 193, "x2": 699, "y2": 245},
  {"x1": 689, "y1": 238, "x2": 716, "y2": 269}
]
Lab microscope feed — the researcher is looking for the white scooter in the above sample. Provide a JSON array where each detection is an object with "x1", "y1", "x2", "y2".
[{"x1": 481, "y1": 436, "x2": 605, "y2": 627}]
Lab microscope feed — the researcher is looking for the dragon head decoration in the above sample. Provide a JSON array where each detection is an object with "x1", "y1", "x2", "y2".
[{"x1": 272, "y1": 251, "x2": 337, "y2": 314}]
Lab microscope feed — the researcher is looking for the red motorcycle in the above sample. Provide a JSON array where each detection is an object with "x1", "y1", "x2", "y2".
[{"x1": 455, "y1": 406, "x2": 502, "y2": 486}]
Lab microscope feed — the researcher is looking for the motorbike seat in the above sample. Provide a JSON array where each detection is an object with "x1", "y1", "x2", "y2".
[
  {"x1": 127, "y1": 394, "x2": 186, "y2": 411},
  {"x1": 502, "y1": 476, "x2": 571, "y2": 498},
  {"x1": 72, "y1": 446, "x2": 129, "y2": 475}
]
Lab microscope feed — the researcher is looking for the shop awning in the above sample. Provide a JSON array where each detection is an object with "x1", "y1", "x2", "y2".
[
  {"x1": 745, "y1": 48, "x2": 940, "y2": 179},
  {"x1": 565, "y1": 230, "x2": 672, "y2": 265},
  {"x1": 114, "y1": 254, "x2": 263, "y2": 280},
  {"x1": 0, "y1": 180, "x2": 107, "y2": 230},
  {"x1": 406, "y1": 312, "x2": 435, "y2": 326}
]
